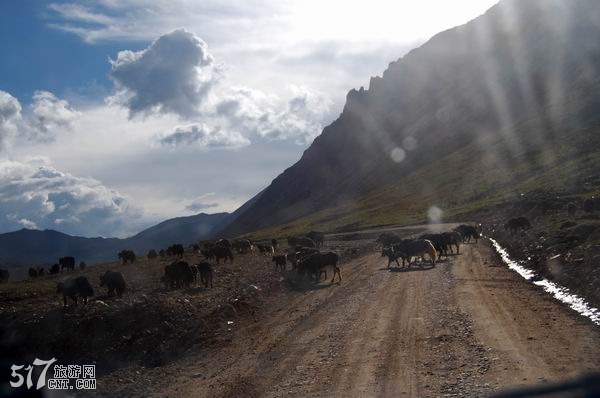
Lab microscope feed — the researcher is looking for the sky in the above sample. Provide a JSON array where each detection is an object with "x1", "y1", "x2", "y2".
[{"x1": 0, "y1": 0, "x2": 499, "y2": 238}]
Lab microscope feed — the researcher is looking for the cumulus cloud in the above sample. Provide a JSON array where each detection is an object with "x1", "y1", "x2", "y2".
[
  {"x1": 0, "y1": 91, "x2": 23, "y2": 151},
  {"x1": 109, "y1": 29, "x2": 222, "y2": 118},
  {"x1": 106, "y1": 29, "x2": 332, "y2": 145},
  {"x1": 0, "y1": 90, "x2": 80, "y2": 147},
  {"x1": 0, "y1": 158, "x2": 147, "y2": 237},
  {"x1": 27, "y1": 91, "x2": 81, "y2": 142},
  {"x1": 158, "y1": 124, "x2": 250, "y2": 149},
  {"x1": 215, "y1": 85, "x2": 332, "y2": 144}
]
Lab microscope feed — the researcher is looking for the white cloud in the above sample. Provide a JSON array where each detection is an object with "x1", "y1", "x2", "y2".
[
  {"x1": 215, "y1": 85, "x2": 332, "y2": 144},
  {"x1": 107, "y1": 29, "x2": 333, "y2": 145},
  {"x1": 46, "y1": 0, "x2": 285, "y2": 44},
  {"x1": 185, "y1": 193, "x2": 219, "y2": 212},
  {"x1": 6, "y1": 214, "x2": 39, "y2": 230},
  {"x1": 158, "y1": 123, "x2": 250, "y2": 149},
  {"x1": 0, "y1": 90, "x2": 81, "y2": 147},
  {"x1": 0, "y1": 91, "x2": 22, "y2": 152},
  {"x1": 109, "y1": 29, "x2": 222, "y2": 118},
  {"x1": 27, "y1": 91, "x2": 81, "y2": 142},
  {"x1": 0, "y1": 157, "x2": 149, "y2": 237}
]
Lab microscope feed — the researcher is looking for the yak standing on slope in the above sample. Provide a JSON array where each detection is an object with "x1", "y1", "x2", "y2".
[
  {"x1": 197, "y1": 262, "x2": 213, "y2": 288},
  {"x1": 57, "y1": 276, "x2": 94, "y2": 308},
  {"x1": 100, "y1": 271, "x2": 126, "y2": 297},
  {"x1": 59, "y1": 256, "x2": 75, "y2": 272},
  {"x1": 118, "y1": 250, "x2": 136, "y2": 264}
]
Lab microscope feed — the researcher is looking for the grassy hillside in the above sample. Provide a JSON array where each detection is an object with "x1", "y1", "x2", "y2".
[{"x1": 247, "y1": 120, "x2": 600, "y2": 239}]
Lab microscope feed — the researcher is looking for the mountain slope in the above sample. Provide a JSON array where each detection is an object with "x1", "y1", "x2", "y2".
[
  {"x1": 125, "y1": 212, "x2": 230, "y2": 252},
  {"x1": 221, "y1": 0, "x2": 600, "y2": 237},
  {"x1": 0, "y1": 212, "x2": 229, "y2": 267}
]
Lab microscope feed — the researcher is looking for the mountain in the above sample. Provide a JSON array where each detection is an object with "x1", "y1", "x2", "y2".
[
  {"x1": 0, "y1": 212, "x2": 229, "y2": 267},
  {"x1": 125, "y1": 212, "x2": 230, "y2": 252},
  {"x1": 220, "y1": 0, "x2": 600, "y2": 237}
]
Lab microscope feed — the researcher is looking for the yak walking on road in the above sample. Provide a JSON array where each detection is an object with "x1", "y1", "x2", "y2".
[{"x1": 298, "y1": 252, "x2": 341, "y2": 284}]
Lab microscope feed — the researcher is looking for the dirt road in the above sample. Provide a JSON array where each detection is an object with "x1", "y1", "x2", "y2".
[{"x1": 136, "y1": 241, "x2": 600, "y2": 397}]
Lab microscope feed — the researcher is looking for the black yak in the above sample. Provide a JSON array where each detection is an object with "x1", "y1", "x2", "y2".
[
  {"x1": 216, "y1": 239, "x2": 231, "y2": 248},
  {"x1": 232, "y1": 240, "x2": 252, "y2": 254},
  {"x1": 213, "y1": 246, "x2": 234, "y2": 264},
  {"x1": 197, "y1": 262, "x2": 213, "y2": 288},
  {"x1": 420, "y1": 234, "x2": 448, "y2": 257},
  {"x1": 442, "y1": 231, "x2": 462, "y2": 254},
  {"x1": 392, "y1": 239, "x2": 437, "y2": 267},
  {"x1": 57, "y1": 276, "x2": 94, "y2": 307},
  {"x1": 59, "y1": 256, "x2": 75, "y2": 272},
  {"x1": 298, "y1": 252, "x2": 341, "y2": 284},
  {"x1": 163, "y1": 261, "x2": 194, "y2": 289},
  {"x1": 272, "y1": 255, "x2": 287, "y2": 271},
  {"x1": 454, "y1": 225, "x2": 480, "y2": 243},
  {"x1": 100, "y1": 271, "x2": 126, "y2": 297},
  {"x1": 167, "y1": 244, "x2": 184, "y2": 258},
  {"x1": 118, "y1": 250, "x2": 136, "y2": 264},
  {"x1": 382, "y1": 247, "x2": 408, "y2": 268}
]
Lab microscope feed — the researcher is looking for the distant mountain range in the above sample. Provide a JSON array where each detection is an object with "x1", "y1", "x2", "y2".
[
  {"x1": 0, "y1": 212, "x2": 229, "y2": 267},
  {"x1": 220, "y1": 0, "x2": 600, "y2": 236}
]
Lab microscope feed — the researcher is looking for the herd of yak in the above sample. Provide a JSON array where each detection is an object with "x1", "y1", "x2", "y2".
[
  {"x1": 376, "y1": 218, "x2": 531, "y2": 268},
  {"x1": 0, "y1": 218, "x2": 534, "y2": 308},
  {"x1": 47, "y1": 232, "x2": 337, "y2": 308},
  {"x1": 378, "y1": 224, "x2": 481, "y2": 268}
]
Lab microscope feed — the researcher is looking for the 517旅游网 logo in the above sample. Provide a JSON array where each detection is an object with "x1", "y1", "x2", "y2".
[{"x1": 10, "y1": 358, "x2": 96, "y2": 390}]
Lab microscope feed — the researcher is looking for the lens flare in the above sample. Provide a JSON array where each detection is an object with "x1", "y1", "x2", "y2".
[
  {"x1": 402, "y1": 136, "x2": 417, "y2": 151},
  {"x1": 427, "y1": 206, "x2": 443, "y2": 223},
  {"x1": 390, "y1": 147, "x2": 406, "y2": 162}
]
